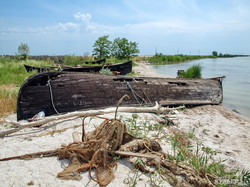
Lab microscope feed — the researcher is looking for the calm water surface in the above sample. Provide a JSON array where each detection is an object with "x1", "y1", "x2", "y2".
[{"x1": 149, "y1": 57, "x2": 250, "y2": 119}]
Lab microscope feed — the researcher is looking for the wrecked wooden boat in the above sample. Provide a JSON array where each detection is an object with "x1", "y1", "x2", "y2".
[
  {"x1": 24, "y1": 60, "x2": 132, "y2": 75},
  {"x1": 61, "y1": 60, "x2": 132, "y2": 75},
  {"x1": 24, "y1": 59, "x2": 106, "y2": 73},
  {"x1": 17, "y1": 72, "x2": 224, "y2": 120}
]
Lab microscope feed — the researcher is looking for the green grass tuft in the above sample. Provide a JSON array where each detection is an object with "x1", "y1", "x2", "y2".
[{"x1": 181, "y1": 64, "x2": 203, "y2": 78}]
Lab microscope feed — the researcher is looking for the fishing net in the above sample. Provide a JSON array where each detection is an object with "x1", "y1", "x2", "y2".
[{"x1": 56, "y1": 118, "x2": 158, "y2": 186}]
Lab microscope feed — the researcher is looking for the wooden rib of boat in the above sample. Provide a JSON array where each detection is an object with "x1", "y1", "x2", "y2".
[
  {"x1": 17, "y1": 71, "x2": 224, "y2": 120},
  {"x1": 61, "y1": 61, "x2": 132, "y2": 75},
  {"x1": 24, "y1": 64, "x2": 59, "y2": 73}
]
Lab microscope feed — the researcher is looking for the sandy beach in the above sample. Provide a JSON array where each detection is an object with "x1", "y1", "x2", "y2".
[{"x1": 0, "y1": 62, "x2": 249, "y2": 186}]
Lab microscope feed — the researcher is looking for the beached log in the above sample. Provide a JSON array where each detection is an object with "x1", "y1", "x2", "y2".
[{"x1": 0, "y1": 102, "x2": 183, "y2": 137}]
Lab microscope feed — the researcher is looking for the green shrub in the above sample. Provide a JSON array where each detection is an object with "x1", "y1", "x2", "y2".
[{"x1": 181, "y1": 64, "x2": 202, "y2": 78}]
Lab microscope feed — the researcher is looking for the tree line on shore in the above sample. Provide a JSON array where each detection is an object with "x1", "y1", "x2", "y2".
[
  {"x1": 2, "y1": 35, "x2": 247, "y2": 66},
  {"x1": 147, "y1": 52, "x2": 247, "y2": 64}
]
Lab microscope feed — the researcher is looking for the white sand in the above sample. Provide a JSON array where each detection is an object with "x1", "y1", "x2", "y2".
[
  {"x1": 0, "y1": 62, "x2": 249, "y2": 186},
  {"x1": 133, "y1": 61, "x2": 174, "y2": 78}
]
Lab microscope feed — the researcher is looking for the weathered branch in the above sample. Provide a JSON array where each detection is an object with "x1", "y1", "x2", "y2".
[
  {"x1": 0, "y1": 102, "x2": 184, "y2": 137},
  {"x1": 0, "y1": 149, "x2": 158, "y2": 162},
  {"x1": 0, "y1": 149, "x2": 59, "y2": 161}
]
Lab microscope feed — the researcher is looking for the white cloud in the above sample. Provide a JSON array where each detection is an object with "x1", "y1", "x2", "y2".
[
  {"x1": 73, "y1": 12, "x2": 92, "y2": 22},
  {"x1": 58, "y1": 22, "x2": 80, "y2": 31}
]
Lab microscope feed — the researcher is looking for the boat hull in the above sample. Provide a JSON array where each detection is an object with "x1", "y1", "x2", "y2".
[
  {"x1": 17, "y1": 72, "x2": 223, "y2": 120},
  {"x1": 62, "y1": 61, "x2": 132, "y2": 75}
]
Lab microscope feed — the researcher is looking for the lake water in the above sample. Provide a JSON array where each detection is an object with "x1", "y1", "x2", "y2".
[{"x1": 149, "y1": 57, "x2": 250, "y2": 119}]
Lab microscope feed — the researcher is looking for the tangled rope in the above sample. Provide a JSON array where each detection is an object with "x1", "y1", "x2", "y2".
[
  {"x1": 125, "y1": 81, "x2": 147, "y2": 105},
  {"x1": 47, "y1": 79, "x2": 61, "y2": 115}
]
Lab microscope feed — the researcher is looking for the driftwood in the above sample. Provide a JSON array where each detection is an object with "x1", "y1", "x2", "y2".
[
  {"x1": 0, "y1": 149, "x2": 59, "y2": 161},
  {"x1": 0, "y1": 102, "x2": 184, "y2": 137}
]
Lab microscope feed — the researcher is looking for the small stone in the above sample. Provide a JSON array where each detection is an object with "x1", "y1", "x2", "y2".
[{"x1": 214, "y1": 134, "x2": 219, "y2": 138}]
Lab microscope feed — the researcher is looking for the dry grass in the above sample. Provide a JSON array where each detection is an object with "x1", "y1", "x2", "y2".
[
  {"x1": 0, "y1": 97, "x2": 17, "y2": 117},
  {"x1": 0, "y1": 85, "x2": 18, "y2": 117}
]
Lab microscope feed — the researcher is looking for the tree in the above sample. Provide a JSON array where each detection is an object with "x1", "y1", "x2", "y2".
[
  {"x1": 92, "y1": 35, "x2": 112, "y2": 59},
  {"x1": 18, "y1": 43, "x2": 30, "y2": 60},
  {"x1": 212, "y1": 51, "x2": 218, "y2": 56},
  {"x1": 128, "y1": 41, "x2": 140, "y2": 58},
  {"x1": 111, "y1": 37, "x2": 140, "y2": 59}
]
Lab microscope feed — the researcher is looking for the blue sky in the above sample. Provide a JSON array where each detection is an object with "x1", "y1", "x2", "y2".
[{"x1": 1, "y1": 0, "x2": 250, "y2": 55}]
